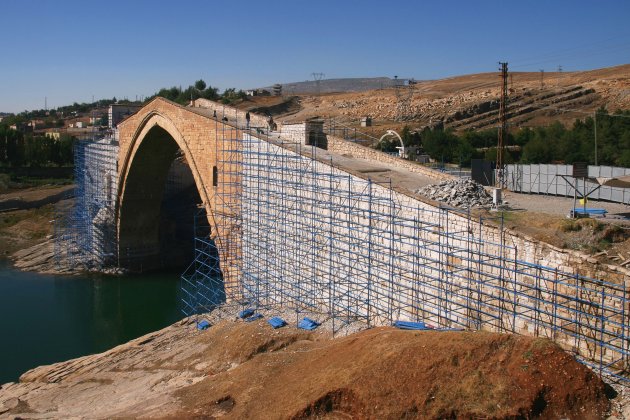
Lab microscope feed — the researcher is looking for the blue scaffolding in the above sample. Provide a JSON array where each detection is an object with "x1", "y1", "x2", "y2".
[
  {"x1": 54, "y1": 137, "x2": 118, "y2": 271},
  {"x1": 181, "y1": 121, "x2": 630, "y2": 381},
  {"x1": 180, "y1": 208, "x2": 224, "y2": 316}
]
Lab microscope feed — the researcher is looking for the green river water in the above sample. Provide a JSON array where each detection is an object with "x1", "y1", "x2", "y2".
[{"x1": 0, "y1": 260, "x2": 182, "y2": 384}]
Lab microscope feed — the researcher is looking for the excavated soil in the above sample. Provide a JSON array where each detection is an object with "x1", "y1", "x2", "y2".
[
  {"x1": 174, "y1": 323, "x2": 610, "y2": 419},
  {"x1": 0, "y1": 317, "x2": 611, "y2": 419}
]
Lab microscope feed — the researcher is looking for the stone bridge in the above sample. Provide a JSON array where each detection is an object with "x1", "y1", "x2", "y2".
[
  {"x1": 115, "y1": 96, "x2": 447, "y2": 272},
  {"x1": 116, "y1": 97, "x2": 243, "y2": 272},
  {"x1": 114, "y1": 97, "x2": 630, "y2": 373}
]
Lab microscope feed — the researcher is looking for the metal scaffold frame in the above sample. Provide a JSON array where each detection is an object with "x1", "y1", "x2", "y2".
[
  {"x1": 180, "y1": 207, "x2": 224, "y2": 316},
  {"x1": 182, "y1": 124, "x2": 630, "y2": 380},
  {"x1": 54, "y1": 137, "x2": 119, "y2": 271},
  {"x1": 181, "y1": 124, "x2": 244, "y2": 316}
]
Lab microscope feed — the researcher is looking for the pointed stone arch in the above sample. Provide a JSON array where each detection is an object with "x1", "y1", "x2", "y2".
[{"x1": 116, "y1": 98, "x2": 229, "y2": 270}]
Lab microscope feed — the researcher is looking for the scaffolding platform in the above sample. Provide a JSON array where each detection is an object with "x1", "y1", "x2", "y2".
[{"x1": 181, "y1": 125, "x2": 630, "y2": 381}]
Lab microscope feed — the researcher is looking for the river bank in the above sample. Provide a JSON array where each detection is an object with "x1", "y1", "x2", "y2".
[
  {"x1": 0, "y1": 185, "x2": 70, "y2": 262},
  {"x1": 0, "y1": 304, "x2": 617, "y2": 419},
  {"x1": 2, "y1": 185, "x2": 630, "y2": 418},
  {"x1": 0, "y1": 184, "x2": 113, "y2": 275},
  {"x1": 0, "y1": 185, "x2": 185, "y2": 388}
]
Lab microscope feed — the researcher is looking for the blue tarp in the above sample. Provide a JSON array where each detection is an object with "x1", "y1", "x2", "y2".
[
  {"x1": 393, "y1": 321, "x2": 432, "y2": 330},
  {"x1": 238, "y1": 308, "x2": 255, "y2": 319},
  {"x1": 245, "y1": 313, "x2": 263, "y2": 322},
  {"x1": 196, "y1": 320, "x2": 211, "y2": 330},
  {"x1": 298, "y1": 317, "x2": 320, "y2": 330},
  {"x1": 268, "y1": 317, "x2": 287, "y2": 329},
  {"x1": 572, "y1": 208, "x2": 608, "y2": 215}
]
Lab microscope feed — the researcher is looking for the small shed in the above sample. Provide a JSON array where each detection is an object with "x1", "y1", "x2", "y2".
[
  {"x1": 360, "y1": 116, "x2": 372, "y2": 127},
  {"x1": 280, "y1": 118, "x2": 327, "y2": 149}
]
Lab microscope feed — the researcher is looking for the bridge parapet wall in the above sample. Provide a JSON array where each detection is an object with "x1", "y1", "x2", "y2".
[
  {"x1": 190, "y1": 98, "x2": 269, "y2": 128},
  {"x1": 327, "y1": 135, "x2": 453, "y2": 181}
]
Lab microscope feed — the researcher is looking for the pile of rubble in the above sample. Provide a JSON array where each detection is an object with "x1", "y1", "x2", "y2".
[{"x1": 416, "y1": 178, "x2": 493, "y2": 209}]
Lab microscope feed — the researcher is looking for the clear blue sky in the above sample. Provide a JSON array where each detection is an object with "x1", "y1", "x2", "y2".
[{"x1": 1, "y1": 0, "x2": 629, "y2": 113}]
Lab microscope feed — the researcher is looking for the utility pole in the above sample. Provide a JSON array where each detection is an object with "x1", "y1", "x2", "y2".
[
  {"x1": 539, "y1": 69, "x2": 544, "y2": 90},
  {"x1": 311, "y1": 72, "x2": 325, "y2": 95},
  {"x1": 394, "y1": 75, "x2": 413, "y2": 122},
  {"x1": 594, "y1": 111, "x2": 598, "y2": 166},
  {"x1": 497, "y1": 62, "x2": 509, "y2": 187}
]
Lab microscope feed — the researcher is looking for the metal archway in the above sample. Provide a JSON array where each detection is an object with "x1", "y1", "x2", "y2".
[{"x1": 379, "y1": 129, "x2": 405, "y2": 157}]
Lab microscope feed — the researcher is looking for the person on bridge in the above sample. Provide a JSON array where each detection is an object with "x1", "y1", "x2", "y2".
[{"x1": 245, "y1": 111, "x2": 251, "y2": 128}]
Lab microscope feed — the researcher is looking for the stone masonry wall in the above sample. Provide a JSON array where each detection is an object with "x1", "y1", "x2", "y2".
[
  {"x1": 116, "y1": 97, "x2": 242, "y2": 281},
  {"x1": 327, "y1": 135, "x2": 452, "y2": 181},
  {"x1": 190, "y1": 98, "x2": 269, "y2": 128}
]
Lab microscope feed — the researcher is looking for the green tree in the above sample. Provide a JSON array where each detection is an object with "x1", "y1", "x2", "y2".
[
  {"x1": 221, "y1": 88, "x2": 247, "y2": 104},
  {"x1": 483, "y1": 147, "x2": 515, "y2": 164},
  {"x1": 421, "y1": 128, "x2": 459, "y2": 163},
  {"x1": 376, "y1": 137, "x2": 399, "y2": 153},
  {"x1": 400, "y1": 126, "x2": 413, "y2": 146},
  {"x1": 521, "y1": 135, "x2": 552, "y2": 163},
  {"x1": 6, "y1": 131, "x2": 25, "y2": 167},
  {"x1": 57, "y1": 134, "x2": 75, "y2": 166},
  {"x1": 202, "y1": 86, "x2": 219, "y2": 100},
  {"x1": 454, "y1": 137, "x2": 474, "y2": 166}
]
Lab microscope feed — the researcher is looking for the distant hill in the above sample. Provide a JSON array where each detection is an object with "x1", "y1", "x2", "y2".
[
  {"x1": 271, "y1": 64, "x2": 630, "y2": 131},
  {"x1": 263, "y1": 77, "x2": 401, "y2": 94}
]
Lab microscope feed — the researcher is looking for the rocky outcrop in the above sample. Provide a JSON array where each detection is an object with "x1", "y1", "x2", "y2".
[{"x1": 10, "y1": 239, "x2": 123, "y2": 275}]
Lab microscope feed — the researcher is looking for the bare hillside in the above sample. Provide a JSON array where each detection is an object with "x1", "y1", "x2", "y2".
[{"x1": 254, "y1": 64, "x2": 630, "y2": 132}]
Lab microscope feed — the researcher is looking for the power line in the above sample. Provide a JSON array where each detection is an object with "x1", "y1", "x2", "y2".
[
  {"x1": 311, "y1": 72, "x2": 325, "y2": 95},
  {"x1": 509, "y1": 35, "x2": 630, "y2": 69}
]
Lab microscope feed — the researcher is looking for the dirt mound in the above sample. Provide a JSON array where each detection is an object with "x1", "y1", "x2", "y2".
[
  {"x1": 0, "y1": 317, "x2": 612, "y2": 418},
  {"x1": 175, "y1": 322, "x2": 610, "y2": 419}
]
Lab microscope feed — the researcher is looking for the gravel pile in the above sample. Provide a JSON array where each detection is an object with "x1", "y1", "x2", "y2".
[{"x1": 417, "y1": 178, "x2": 493, "y2": 208}]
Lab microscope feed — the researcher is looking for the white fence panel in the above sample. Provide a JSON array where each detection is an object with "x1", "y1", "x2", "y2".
[{"x1": 504, "y1": 164, "x2": 630, "y2": 205}]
